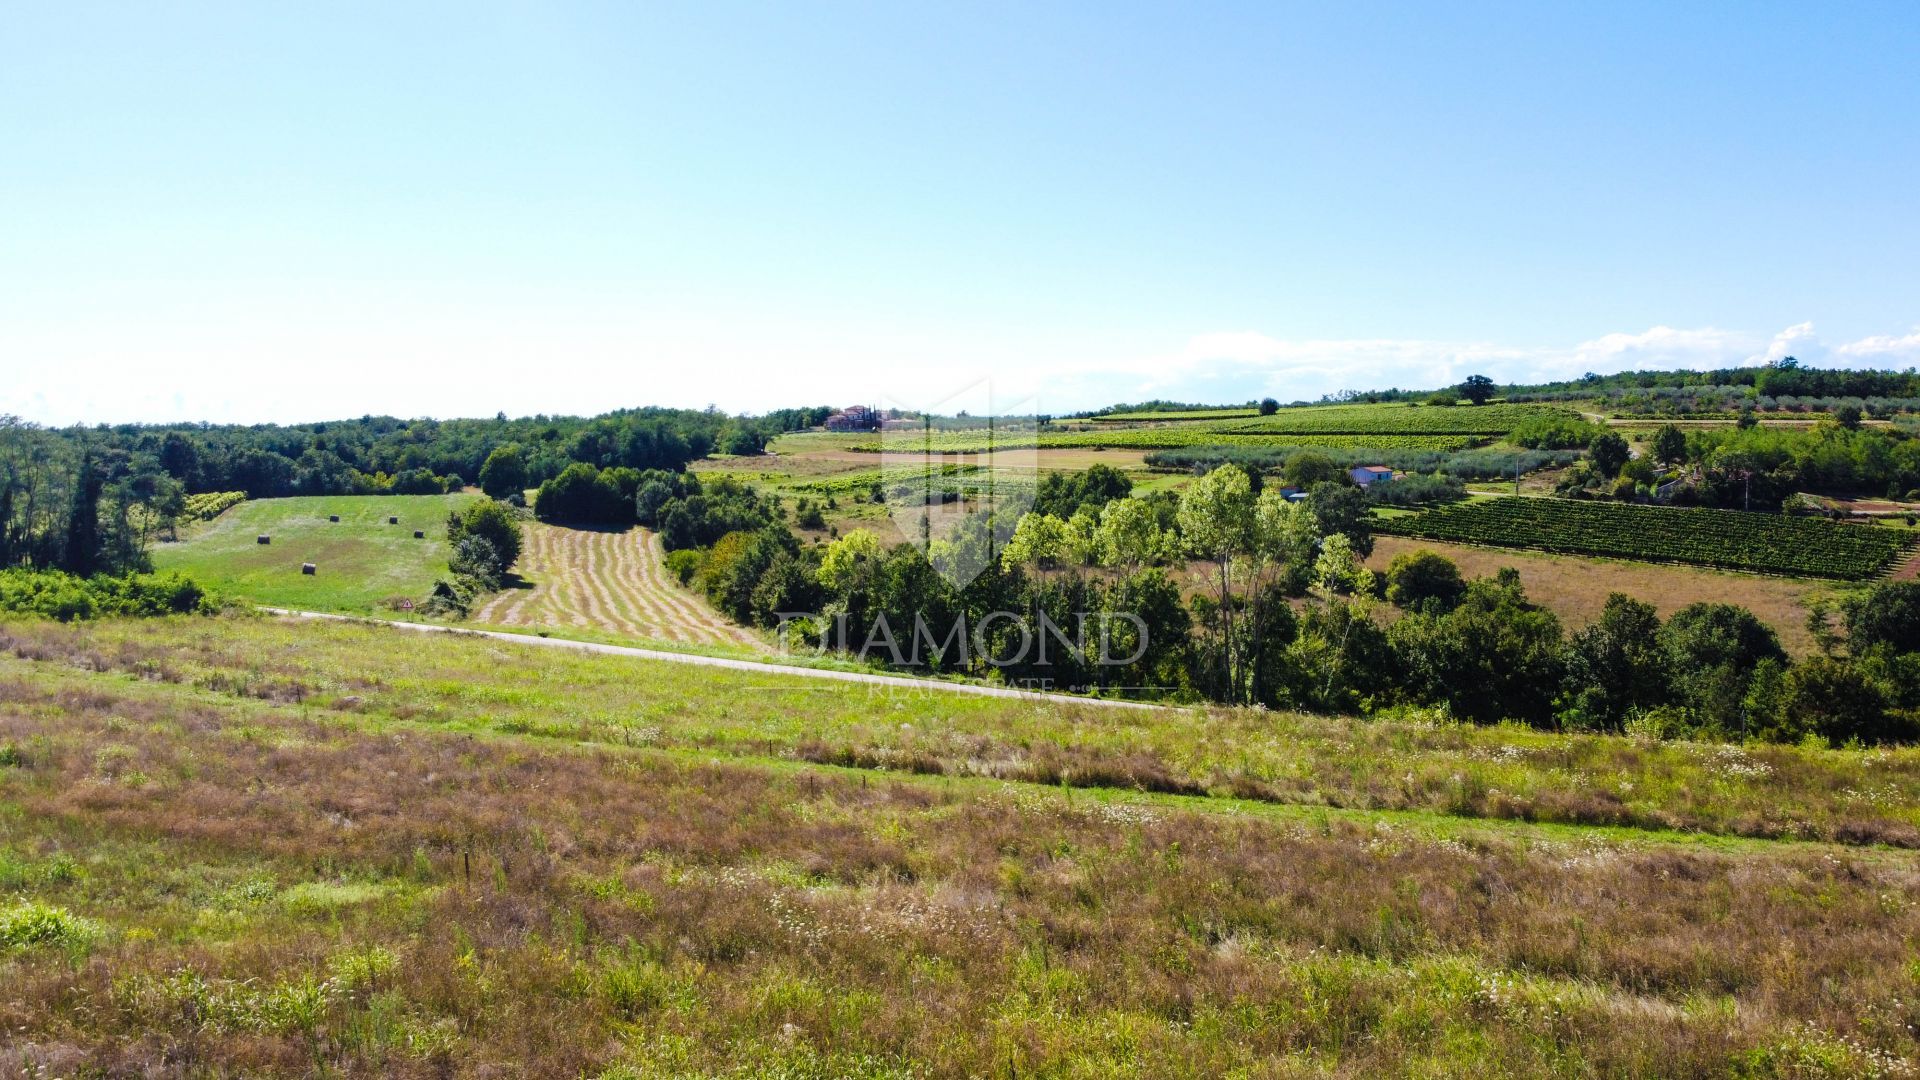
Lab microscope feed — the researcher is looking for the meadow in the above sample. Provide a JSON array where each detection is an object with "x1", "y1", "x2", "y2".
[
  {"x1": 3, "y1": 612, "x2": 1920, "y2": 1076},
  {"x1": 151, "y1": 494, "x2": 478, "y2": 614}
]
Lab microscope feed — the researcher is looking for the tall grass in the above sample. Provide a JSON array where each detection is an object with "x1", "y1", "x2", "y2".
[{"x1": 1, "y1": 648, "x2": 1917, "y2": 1075}]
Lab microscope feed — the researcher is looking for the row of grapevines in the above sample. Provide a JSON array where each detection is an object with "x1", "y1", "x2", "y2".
[
  {"x1": 1375, "y1": 497, "x2": 1917, "y2": 579},
  {"x1": 1214, "y1": 402, "x2": 1573, "y2": 436},
  {"x1": 182, "y1": 491, "x2": 246, "y2": 521},
  {"x1": 842, "y1": 431, "x2": 1482, "y2": 453}
]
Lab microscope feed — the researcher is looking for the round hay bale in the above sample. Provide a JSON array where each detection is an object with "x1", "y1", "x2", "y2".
[
  {"x1": 388, "y1": 516, "x2": 399, "y2": 525},
  {"x1": 301, "y1": 563, "x2": 316, "y2": 575},
  {"x1": 256, "y1": 535, "x2": 271, "y2": 545},
  {"x1": 329, "y1": 515, "x2": 340, "y2": 522},
  {"x1": 413, "y1": 530, "x2": 425, "y2": 539}
]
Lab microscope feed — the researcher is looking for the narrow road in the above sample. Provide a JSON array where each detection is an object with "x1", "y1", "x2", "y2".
[{"x1": 261, "y1": 608, "x2": 1165, "y2": 711}]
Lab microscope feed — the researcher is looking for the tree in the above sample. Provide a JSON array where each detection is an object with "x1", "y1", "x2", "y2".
[
  {"x1": 1459, "y1": 375, "x2": 1496, "y2": 406},
  {"x1": 819, "y1": 529, "x2": 882, "y2": 592},
  {"x1": 1311, "y1": 534, "x2": 1375, "y2": 597},
  {"x1": 1388, "y1": 574, "x2": 1564, "y2": 725},
  {"x1": 478, "y1": 443, "x2": 529, "y2": 499},
  {"x1": 1094, "y1": 497, "x2": 1168, "y2": 572},
  {"x1": 1775, "y1": 658, "x2": 1902, "y2": 745},
  {"x1": 61, "y1": 451, "x2": 102, "y2": 576},
  {"x1": 1559, "y1": 593, "x2": 1667, "y2": 730},
  {"x1": 1002, "y1": 512, "x2": 1069, "y2": 571},
  {"x1": 1306, "y1": 482, "x2": 1373, "y2": 557},
  {"x1": 158, "y1": 432, "x2": 199, "y2": 483},
  {"x1": 448, "y1": 500, "x2": 524, "y2": 575},
  {"x1": 1032, "y1": 464, "x2": 1132, "y2": 519},
  {"x1": 1258, "y1": 397, "x2": 1280, "y2": 416},
  {"x1": 1835, "y1": 404, "x2": 1864, "y2": 430},
  {"x1": 1589, "y1": 433, "x2": 1630, "y2": 479},
  {"x1": 1842, "y1": 580, "x2": 1920, "y2": 656},
  {"x1": 1178, "y1": 466, "x2": 1258, "y2": 693},
  {"x1": 1282, "y1": 452, "x2": 1342, "y2": 489},
  {"x1": 1384, "y1": 549, "x2": 1465, "y2": 611},
  {"x1": 1658, "y1": 602, "x2": 1787, "y2": 734},
  {"x1": 1651, "y1": 425, "x2": 1687, "y2": 469}
]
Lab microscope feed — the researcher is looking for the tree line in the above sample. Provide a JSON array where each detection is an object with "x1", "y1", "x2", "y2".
[
  {"x1": 638, "y1": 461, "x2": 1920, "y2": 744},
  {"x1": 0, "y1": 405, "x2": 837, "y2": 577}
]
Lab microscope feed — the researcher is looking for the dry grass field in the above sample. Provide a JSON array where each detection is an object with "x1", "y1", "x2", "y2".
[
  {"x1": 1365, "y1": 535, "x2": 1833, "y2": 655},
  {"x1": 471, "y1": 523, "x2": 760, "y2": 650},
  {"x1": 4, "y1": 613, "x2": 1920, "y2": 1075}
]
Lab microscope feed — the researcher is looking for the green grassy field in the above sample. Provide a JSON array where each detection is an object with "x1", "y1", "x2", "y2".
[
  {"x1": 151, "y1": 494, "x2": 478, "y2": 614},
  {"x1": 3, "y1": 612, "x2": 1920, "y2": 1075}
]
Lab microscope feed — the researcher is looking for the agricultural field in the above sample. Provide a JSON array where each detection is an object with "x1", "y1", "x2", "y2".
[
  {"x1": 151, "y1": 494, "x2": 477, "y2": 614},
  {"x1": 772, "y1": 403, "x2": 1577, "y2": 456},
  {"x1": 4, "y1": 613, "x2": 1920, "y2": 1075},
  {"x1": 1366, "y1": 535, "x2": 1833, "y2": 655},
  {"x1": 1217, "y1": 401, "x2": 1567, "y2": 436},
  {"x1": 471, "y1": 522, "x2": 760, "y2": 649},
  {"x1": 1377, "y1": 496, "x2": 1920, "y2": 580},
  {"x1": 806, "y1": 429, "x2": 1482, "y2": 454},
  {"x1": 1089, "y1": 407, "x2": 1261, "y2": 422}
]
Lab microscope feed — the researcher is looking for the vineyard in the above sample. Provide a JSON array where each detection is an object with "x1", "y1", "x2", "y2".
[
  {"x1": 1376, "y1": 497, "x2": 1919, "y2": 580},
  {"x1": 1217, "y1": 402, "x2": 1572, "y2": 436},
  {"x1": 1089, "y1": 407, "x2": 1260, "y2": 422},
  {"x1": 472, "y1": 522, "x2": 761, "y2": 649},
  {"x1": 850, "y1": 429, "x2": 1482, "y2": 453},
  {"x1": 181, "y1": 491, "x2": 246, "y2": 521}
]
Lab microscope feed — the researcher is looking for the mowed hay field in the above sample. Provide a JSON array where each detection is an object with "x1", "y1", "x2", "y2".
[
  {"x1": 472, "y1": 522, "x2": 760, "y2": 649},
  {"x1": 152, "y1": 494, "x2": 476, "y2": 614},
  {"x1": 6, "y1": 614, "x2": 1920, "y2": 1074}
]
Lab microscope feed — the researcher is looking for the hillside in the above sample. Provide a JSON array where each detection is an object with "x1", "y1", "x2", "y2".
[
  {"x1": 151, "y1": 494, "x2": 477, "y2": 614},
  {"x1": 3, "y1": 612, "x2": 1919, "y2": 1075}
]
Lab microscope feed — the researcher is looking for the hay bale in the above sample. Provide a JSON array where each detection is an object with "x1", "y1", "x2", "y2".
[
  {"x1": 389, "y1": 516, "x2": 399, "y2": 525},
  {"x1": 329, "y1": 515, "x2": 339, "y2": 522},
  {"x1": 301, "y1": 563, "x2": 316, "y2": 575},
  {"x1": 413, "y1": 530, "x2": 425, "y2": 539},
  {"x1": 256, "y1": 535, "x2": 270, "y2": 545}
]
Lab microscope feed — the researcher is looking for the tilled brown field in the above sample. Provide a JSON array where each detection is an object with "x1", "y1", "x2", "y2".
[{"x1": 472, "y1": 523, "x2": 761, "y2": 649}]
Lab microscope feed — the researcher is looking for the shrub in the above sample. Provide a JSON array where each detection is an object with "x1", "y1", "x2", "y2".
[
  {"x1": 1384, "y1": 550, "x2": 1466, "y2": 611},
  {"x1": 0, "y1": 569, "x2": 216, "y2": 620},
  {"x1": 0, "y1": 900, "x2": 99, "y2": 955},
  {"x1": 448, "y1": 500, "x2": 524, "y2": 572},
  {"x1": 665, "y1": 549, "x2": 703, "y2": 586}
]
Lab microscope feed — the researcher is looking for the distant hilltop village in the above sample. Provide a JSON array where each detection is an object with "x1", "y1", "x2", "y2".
[{"x1": 822, "y1": 405, "x2": 919, "y2": 432}]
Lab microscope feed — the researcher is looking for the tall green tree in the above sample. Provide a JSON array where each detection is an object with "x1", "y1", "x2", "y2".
[
  {"x1": 478, "y1": 443, "x2": 529, "y2": 499},
  {"x1": 1459, "y1": 374, "x2": 1496, "y2": 405},
  {"x1": 61, "y1": 451, "x2": 103, "y2": 576}
]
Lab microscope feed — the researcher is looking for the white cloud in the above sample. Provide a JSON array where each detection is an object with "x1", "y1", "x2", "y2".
[
  {"x1": 1066, "y1": 322, "x2": 1917, "y2": 407},
  {"x1": 4, "y1": 312, "x2": 1917, "y2": 425},
  {"x1": 1834, "y1": 328, "x2": 1920, "y2": 364}
]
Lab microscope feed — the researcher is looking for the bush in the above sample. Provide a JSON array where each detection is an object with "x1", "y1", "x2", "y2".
[
  {"x1": 0, "y1": 900, "x2": 98, "y2": 955},
  {"x1": 1384, "y1": 550, "x2": 1466, "y2": 611},
  {"x1": 665, "y1": 549, "x2": 703, "y2": 586},
  {"x1": 0, "y1": 569, "x2": 216, "y2": 621},
  {"x1": 448, "y1": 500, "x2": 524, "y2": 572}
]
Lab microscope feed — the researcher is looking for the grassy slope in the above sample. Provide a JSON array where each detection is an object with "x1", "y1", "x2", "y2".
[
  {"x1": 151, "y1": 494, "x2": 477, "y2": 614},
  {"x1": 3, "y1": 615, "x2": 1919, "y2": 1075}
]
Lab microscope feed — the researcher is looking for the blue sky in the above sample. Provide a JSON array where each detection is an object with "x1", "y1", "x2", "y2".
[{"x1": 4, "y1": 1, "x2": 1918, "y2": 424}]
